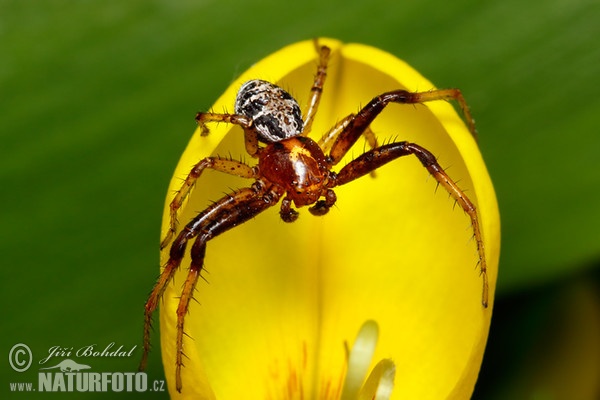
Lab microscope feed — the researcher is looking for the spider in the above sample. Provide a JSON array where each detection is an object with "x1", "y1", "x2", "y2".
[{"x1": 139, "y1": 41, "x2": 488, "y2": 392}]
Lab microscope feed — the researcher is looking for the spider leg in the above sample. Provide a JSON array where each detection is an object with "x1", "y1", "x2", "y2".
[
  {"x1": 174, "y1": 238, "x2": 203, "y2": 393},
  {"x1": 302, "y1": 41, "x2": 331, "y2": 135},
  {"x1": 279, "y1": 189, "x2": 337, "y2": 222},
  {"x1": 319, "y1": 114, "x2": 379, "y2": 155},
  {"x1": 319, "y1": 114, "x2": 379, "y2": 179},
  {"x1": 141, "y1": 182, "x2": 285, "y2": 392},
  {"x1": 328, "y1": 89, "x2": 477, "y2": 165},
  {"x1": 279, "y1": 197, "x2": 299, "y2": 222},
  {"x1": 308, "y1": 189, "x2": 337, "y2": 217},
  {"x1": 139, "y1": 243, "x2": 184, "y2": 373},
  {"x1": 161, "y1": 157, "x2": 257, "y2": 249},
  {"x1": 333, "y1": 141, "x2": 488, "y2": 308},
  {"x1": 411, "y1": 89, "x2": 477, "y2": 138},
  {"x1": 195, "y1": 112, "x2": 261, "y2": 157}
]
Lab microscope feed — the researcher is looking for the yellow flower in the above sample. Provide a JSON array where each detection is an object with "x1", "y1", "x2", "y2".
[{"x1": 157, "y1": 38, "x2": 500, "y2": 399}]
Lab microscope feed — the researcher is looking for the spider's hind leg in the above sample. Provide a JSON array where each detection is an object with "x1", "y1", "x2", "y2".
[
  {"x1": 195, "y1": 112, "x2": 260, "y2": 157},
  {"x1": 302, "y1": 41, "x2": 331, "y2": 135}
]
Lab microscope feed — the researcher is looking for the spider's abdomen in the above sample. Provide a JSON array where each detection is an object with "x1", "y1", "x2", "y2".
[
  {"x1": 259, "y1": 136, "x2": 330, "y2": 207},
  {"x1": 235, "y1": 79, "x2": 304, "y2": 143}
]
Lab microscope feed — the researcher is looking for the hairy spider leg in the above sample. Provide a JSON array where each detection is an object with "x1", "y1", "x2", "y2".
[
  {"x1": 143, "y1": 183, "x2": 285, "y2": 392},
  {"x1": 158, "y1": 109, "x2": 271, "y2": 248},
  {"x1": 332, "y1": 141, "x2": 488, "y2": 307},
  {"x1": 328, "y1": 89, "x2": 477, "y2": 165},
  {"x1": 195, "y1": 112, "x2": 261, "y2": 157},
  {"x1": 302, "y1": 42, "x2": 331, "y2": 135},
  {"x1": 318, "y1": 113, "x2": 379, "y2": 154},
  {"x1": 139, "y1": 247, "x2": 182, "y2": 373},
  {"x1": 160, "y1": 157, "x2": 257, "y2": 249},
  {"x1": 413, "y1": 89, "x2": 477, "y2": 138}
]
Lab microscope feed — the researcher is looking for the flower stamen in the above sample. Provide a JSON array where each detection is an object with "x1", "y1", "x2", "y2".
[{"x1": 341, "y1": 320, "x2": 396, "y2": 400}]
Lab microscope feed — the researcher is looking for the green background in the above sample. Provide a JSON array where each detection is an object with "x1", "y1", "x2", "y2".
[{"x1": 2, "y1": 0, "x2": 599, "y2": 398}]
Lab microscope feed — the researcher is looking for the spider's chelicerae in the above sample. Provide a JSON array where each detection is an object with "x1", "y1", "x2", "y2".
[{"x1": 140, "y1": 42, "x2": 488, "y2": 392}]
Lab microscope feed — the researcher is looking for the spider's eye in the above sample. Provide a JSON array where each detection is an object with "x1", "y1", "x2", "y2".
[{"x1": 235, "y1": 79, "x2": 304, "y2": 143}]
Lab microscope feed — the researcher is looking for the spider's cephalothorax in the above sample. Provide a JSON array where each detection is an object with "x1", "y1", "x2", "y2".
[{"x1": 140, "y1": 42, "x2": 488, "y2": 393}]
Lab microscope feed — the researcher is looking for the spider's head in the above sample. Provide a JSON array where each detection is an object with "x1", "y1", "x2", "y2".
[
  {"x1": 235, "y1": 79, "x2": 304, "y2": 143},
  {"x1": 259, "y1": 136, "x2": 330, "y2": 208}
]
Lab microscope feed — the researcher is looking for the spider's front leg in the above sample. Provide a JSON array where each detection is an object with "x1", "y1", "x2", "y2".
[
  {"x1": 328, "y1": 88, "x2": 477, "y2": 165},
  {"x1": 318, "y1": 114, "x2": 379, "y2": 156},
  {"x1": 332, "y1": 142, "x2": 489, "y2": 308},
  {"x1": 141, "y1": 181, "x2": 285, "y2": 392},
  {"x1": 160, "y1": 156, "x2": 257, "y2": 249}
]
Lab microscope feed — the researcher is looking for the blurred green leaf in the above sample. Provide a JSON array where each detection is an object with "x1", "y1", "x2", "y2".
[{"x1": 475, "y1": 276, "x2": 600, "y2": 399}]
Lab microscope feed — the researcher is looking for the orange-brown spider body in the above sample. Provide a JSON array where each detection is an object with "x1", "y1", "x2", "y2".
[
  {"x1": 260, "y1": 137, "x2": 330, "y2": 205},
  {"x1": 260, "y1": 136, "x2": 337, "y2": 222},
  {"x1": 139, "y1": 42, "x2": 488, "y2": 393}
]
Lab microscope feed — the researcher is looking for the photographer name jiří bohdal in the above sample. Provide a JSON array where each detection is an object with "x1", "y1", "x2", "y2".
[
  {"x1": 39, "y1": 342, "x2": 137, "y2": 364},
  {"x1": 8, "y1": 342, "x2": 166, "y2": 394}
]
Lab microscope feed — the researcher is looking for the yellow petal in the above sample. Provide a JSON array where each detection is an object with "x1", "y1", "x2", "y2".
[
  {"x1": 314, "y1": 42, "x2": 500, "y2": 400},
  {"x1": 158, "y1": 38, "x2": 500, "y2": 399}
]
